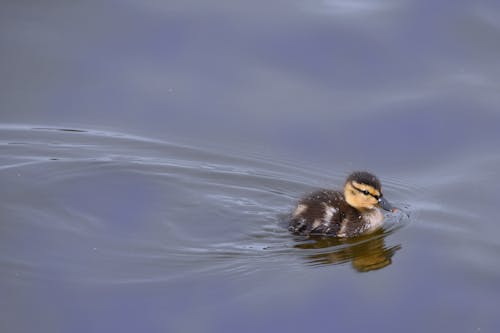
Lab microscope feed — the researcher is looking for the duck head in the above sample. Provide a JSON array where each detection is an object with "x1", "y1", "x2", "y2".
[{"x1": 344, "y1": 171, "x2": 394, "y2": 212}]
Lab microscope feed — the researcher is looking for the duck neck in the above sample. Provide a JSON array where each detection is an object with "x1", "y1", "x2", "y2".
[{"x1": 361, "y1": 208, "x2": 384, "y2": 230}]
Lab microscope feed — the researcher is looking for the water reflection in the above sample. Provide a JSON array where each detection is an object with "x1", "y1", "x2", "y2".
[{"x1": 294, "y1": 229, "x2": 401, "y2": 272}]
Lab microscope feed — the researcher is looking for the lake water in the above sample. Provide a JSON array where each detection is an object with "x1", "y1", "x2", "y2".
[{"x1": 1, "y1": 1, "x2": 500, "y2": 332}]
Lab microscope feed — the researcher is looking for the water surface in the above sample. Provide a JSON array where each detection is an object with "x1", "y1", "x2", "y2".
[{"x1": 1, "y1": 0, "x2": 500, "y2": 332}]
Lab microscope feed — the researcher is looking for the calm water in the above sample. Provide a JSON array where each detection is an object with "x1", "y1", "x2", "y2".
[{"x1": 2, "y1": 1, "x2": 500, "y2": 332}]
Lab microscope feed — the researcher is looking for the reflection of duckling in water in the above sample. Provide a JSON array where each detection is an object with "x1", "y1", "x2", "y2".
[
  {"x1": 295, "y1": 229, "x2": 401, "y2": 272},
  {"x1": 289, "y1": 171, "x2": 396, "y2": 237}
]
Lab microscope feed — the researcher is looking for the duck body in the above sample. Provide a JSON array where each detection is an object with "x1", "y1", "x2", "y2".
[
  {"x1": 289, "y1": 189, "x2": 383, "y2": 237},
  {"x1": 289, "y1": 172, "x2": 393, "y2": 238}
]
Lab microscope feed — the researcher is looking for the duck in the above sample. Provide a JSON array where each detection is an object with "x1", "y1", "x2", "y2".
[{"x1": 289, "y1": 171, "x2": 395, "y2": 237}]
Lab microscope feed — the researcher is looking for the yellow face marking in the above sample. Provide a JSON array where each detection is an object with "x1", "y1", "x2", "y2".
[
  {"x1": 352, "y1": 181, "x2": 381, "y2": 197},
  {"x1": 344, "y1": 182, "x2": 379, "y2": 210}
]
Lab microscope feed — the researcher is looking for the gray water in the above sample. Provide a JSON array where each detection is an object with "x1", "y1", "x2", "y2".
[{"x1": 1, "y1": 1, "x2": 500, "y2": 332}]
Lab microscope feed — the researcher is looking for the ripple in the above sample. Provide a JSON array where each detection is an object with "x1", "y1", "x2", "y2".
[{"x1": 0, "y1": 124, "x2": 415, "y2": 284}]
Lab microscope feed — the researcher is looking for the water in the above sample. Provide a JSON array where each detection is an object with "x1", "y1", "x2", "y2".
[{"x1": 2, "y1": 1, "x2": 500, "y2": 332}]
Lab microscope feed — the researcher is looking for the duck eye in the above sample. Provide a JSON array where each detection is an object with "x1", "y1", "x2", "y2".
[{"x1": 362, "y1": 190, "x2": 369, "y2": 195}]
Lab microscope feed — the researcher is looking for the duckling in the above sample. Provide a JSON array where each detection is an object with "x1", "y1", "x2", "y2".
[{"x1": 289, "y1": 171, "x2": 394, "y2": 237}]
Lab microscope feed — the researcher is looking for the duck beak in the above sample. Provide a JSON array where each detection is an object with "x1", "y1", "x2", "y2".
[{"x1": 378, "y1": 196, "x2": 394, "y2": 212}]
